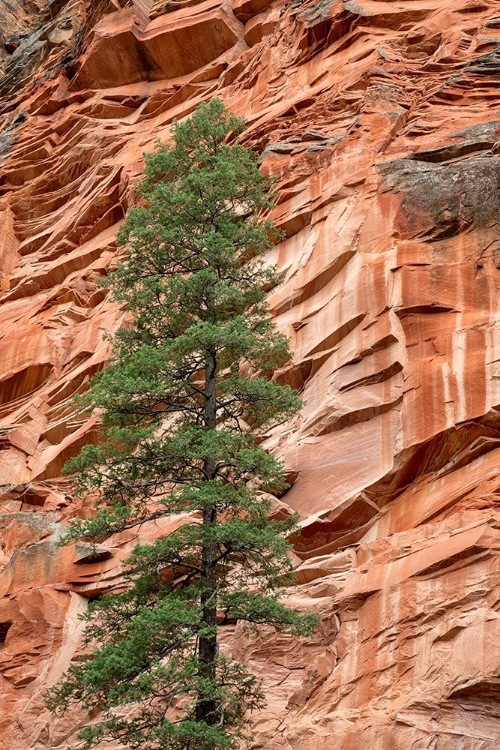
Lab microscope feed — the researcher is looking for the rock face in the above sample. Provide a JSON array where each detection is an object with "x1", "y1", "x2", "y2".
[{"x1": 2, "y1": 0, "x2": 500, "y2": 747}]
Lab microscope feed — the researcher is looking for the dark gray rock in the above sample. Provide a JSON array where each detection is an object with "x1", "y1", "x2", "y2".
[
  {"x1": 465, "y1": 46, "x2": 500, "y2": 77},
  {"x1": 379, "y1": 154, "x2": 500, "y2": 241},
  {"x1": 0, "y1": 109, "x2": 26, "y2": 158},
  {"x1": 405, "y1": 121, "x2": 499, "y2": 164}
]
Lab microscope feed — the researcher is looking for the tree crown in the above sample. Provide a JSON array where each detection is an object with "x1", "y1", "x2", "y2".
[{"x1": 45, "y1": 98, "x2": 318, "y2": 750}]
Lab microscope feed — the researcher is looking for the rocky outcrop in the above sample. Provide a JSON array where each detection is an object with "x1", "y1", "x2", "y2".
[{"x1": 2, "y1": 0, "x2": 500, "y2": 747}]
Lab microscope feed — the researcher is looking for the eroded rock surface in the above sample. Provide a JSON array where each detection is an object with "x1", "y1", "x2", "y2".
[{"x1": 2, "y1": 0, "x2": 500, "y2": 747}]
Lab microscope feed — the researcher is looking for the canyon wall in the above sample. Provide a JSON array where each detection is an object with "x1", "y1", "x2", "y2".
[{"x1": 2, "y1": 0, "x2": 500, "y2": 747}]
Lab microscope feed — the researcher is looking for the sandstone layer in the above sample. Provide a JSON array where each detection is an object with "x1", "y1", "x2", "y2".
[{"x1": 2, "y1": 0, "x2": 500, "y2": 747}]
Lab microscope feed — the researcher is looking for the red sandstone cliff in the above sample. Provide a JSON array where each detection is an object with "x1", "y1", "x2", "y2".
[{"x1": 2, "y1": 0, "x2": 500, "y2": 747}]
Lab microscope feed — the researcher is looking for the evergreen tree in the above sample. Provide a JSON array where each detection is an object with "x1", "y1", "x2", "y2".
[{"x1": 45, "y1": 99, "x2": 318, "y2": 750}]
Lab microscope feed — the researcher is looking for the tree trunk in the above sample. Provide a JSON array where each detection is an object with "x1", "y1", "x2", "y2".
[{"x1": 196, "y1": 349, "x2": 219, "y2": 726}]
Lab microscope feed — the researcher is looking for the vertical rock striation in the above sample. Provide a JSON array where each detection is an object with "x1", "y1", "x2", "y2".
[{"x1": 2, "y1": 0, "x2": 500, "y2": 747}]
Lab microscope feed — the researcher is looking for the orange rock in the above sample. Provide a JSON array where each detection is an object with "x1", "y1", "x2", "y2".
[
  {"x1": 2, "y1": 0, "x2": 500, "y2": 746},
  {"x1": 71, "y1": 3, "x2": 242, "y2": 90}
]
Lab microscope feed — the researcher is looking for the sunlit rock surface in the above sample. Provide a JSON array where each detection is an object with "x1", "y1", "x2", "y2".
[{"x1": 2, "y1": 0, "x2": 500, "y2": 746}]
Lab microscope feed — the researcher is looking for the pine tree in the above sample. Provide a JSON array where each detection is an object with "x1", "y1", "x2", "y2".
[{"x1": 45, "y1": 98, "x2": 318, "y2": 750}]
